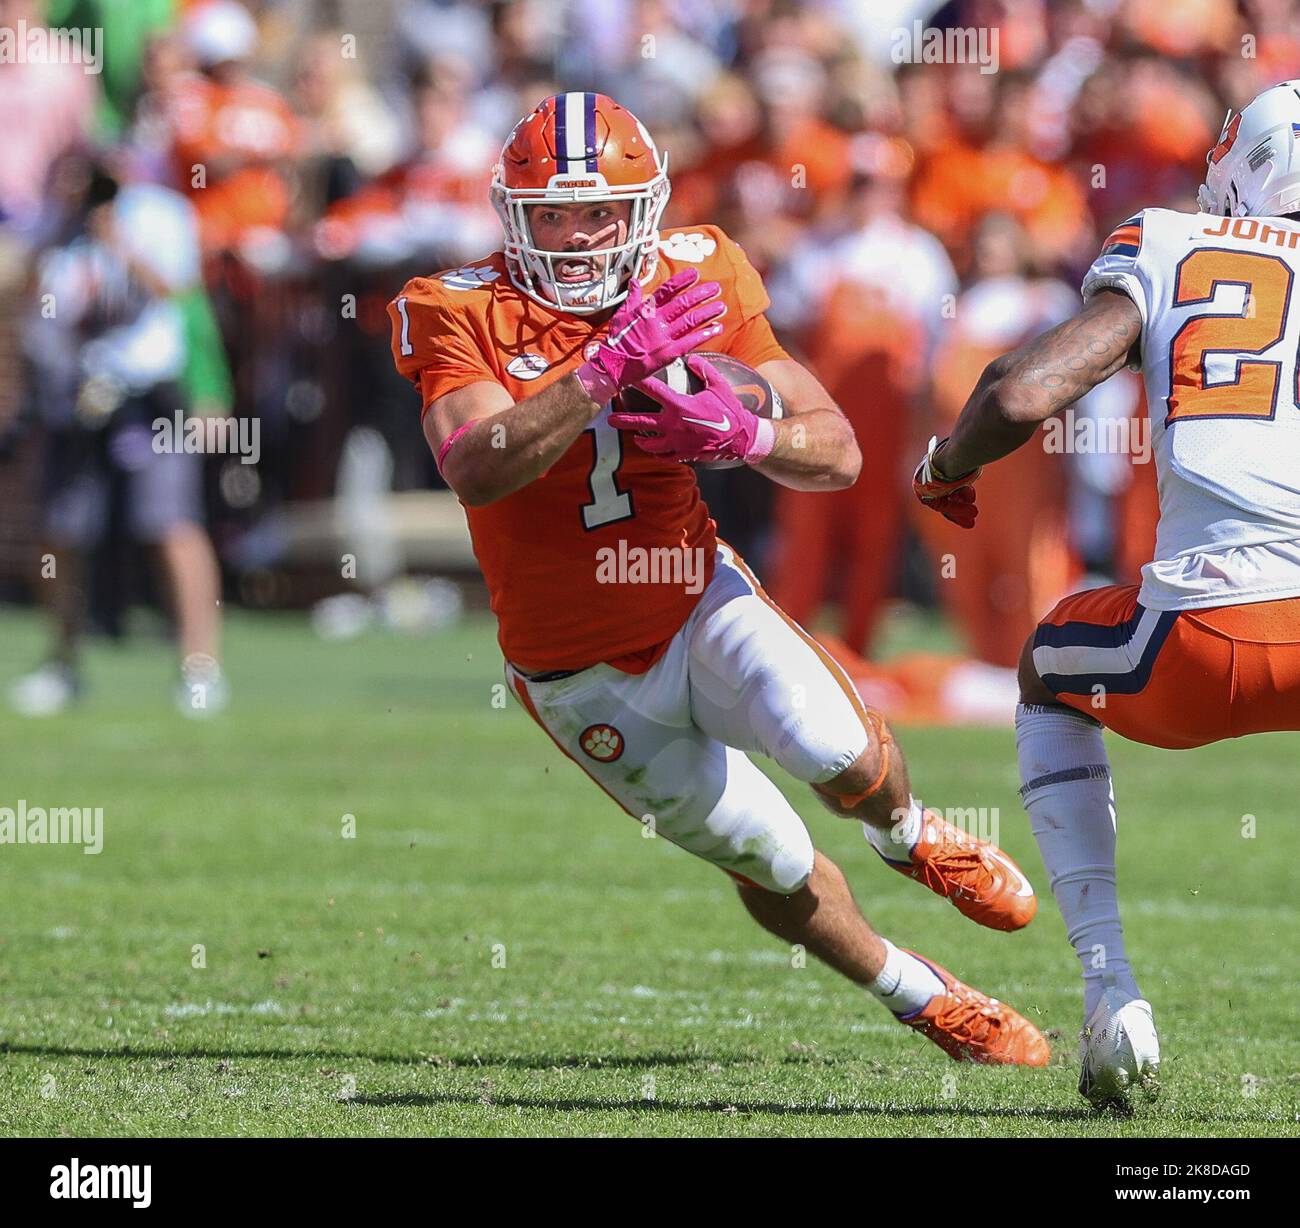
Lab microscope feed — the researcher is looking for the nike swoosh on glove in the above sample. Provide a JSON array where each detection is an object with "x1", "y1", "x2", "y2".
[
  {"x1": 574, "y1": 269, "x2": 726, "y2": 405},
  {"x1": 608, "y1": 354, "x2": 776, "y2": 465},
  {"x1": 912, "y1": 434, "x2": 981, "y2": 529}
]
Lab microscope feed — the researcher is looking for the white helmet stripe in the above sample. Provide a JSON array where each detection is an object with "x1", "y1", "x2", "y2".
[{"x1": 562, "y1": 92, "x2": 587, "y2": 167}]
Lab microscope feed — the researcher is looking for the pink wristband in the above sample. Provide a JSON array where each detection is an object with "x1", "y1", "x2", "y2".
[
  {"x1": 744, "y1": 416, "x2": 777, "y2": 465},
  {"x1": 436, "y1": 420, "x2": 475, "y2": 474}
]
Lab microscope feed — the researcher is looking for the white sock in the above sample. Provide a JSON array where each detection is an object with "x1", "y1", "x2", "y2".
[
  {"x1": 1016, "y1": 703, "x2": 1141, "y2": 1021},
  {"x1": 866, "y1": 938, "x2": 945, "y2": 1017},
  {"x1": 863, "y1": 794, "x2": 924, "y2": 863}
]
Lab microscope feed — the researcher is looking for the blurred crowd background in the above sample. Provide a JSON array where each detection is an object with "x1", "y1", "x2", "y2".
[{"x1": 0, "y1": 0, "x2": 1294, "y2": 715}]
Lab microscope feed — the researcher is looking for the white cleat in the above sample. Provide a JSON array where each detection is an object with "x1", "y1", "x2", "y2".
[
  {"x1": 176, "y1": 655, "x2": 229, "y2": 719},
  {"x1": 1079, "y1": 988, "x2": 1160, "y2": 1109},
  {"x1": 8, "y1": 663, "x2": 81, "y2": 716}
]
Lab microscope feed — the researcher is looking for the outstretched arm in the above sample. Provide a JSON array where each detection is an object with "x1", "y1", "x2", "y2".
[{"x1": 934, "y1": 289, "x2": 1143, "y2": 478}]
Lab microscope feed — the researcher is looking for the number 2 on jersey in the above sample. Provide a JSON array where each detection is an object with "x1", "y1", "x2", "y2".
[{"x1": 1168, "y1": 248, "x2": 1293, "y2": 422}]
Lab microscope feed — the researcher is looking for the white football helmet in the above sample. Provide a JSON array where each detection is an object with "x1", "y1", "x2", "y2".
[{"x1": 1198, "y1": 80, "x2": 1300, "y2": 218}]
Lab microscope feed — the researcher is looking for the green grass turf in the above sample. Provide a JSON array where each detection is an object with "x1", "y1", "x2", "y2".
[{"x1": 0, "y1": 607, "x2": 1296, "y2": 1137}]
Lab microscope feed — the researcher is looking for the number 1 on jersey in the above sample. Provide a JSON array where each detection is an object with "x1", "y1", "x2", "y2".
[
  {"x1": 395, "y1": 296, "x2": 414, "y2": 357},
  {"x1": 581, "y1": 413, "x2": 633, "y2": 529}
]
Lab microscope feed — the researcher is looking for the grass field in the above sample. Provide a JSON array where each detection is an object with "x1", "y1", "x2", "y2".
[{"x1": 0, "y1": 607, "x2": 1296, "y2": 1138}]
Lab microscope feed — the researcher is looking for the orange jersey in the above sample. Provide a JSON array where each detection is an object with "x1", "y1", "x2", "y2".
[{"x1": 389, "y1": 224, "x2": 788, "y2": 673}]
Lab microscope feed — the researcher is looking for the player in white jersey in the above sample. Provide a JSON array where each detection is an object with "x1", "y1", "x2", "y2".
[{"x1": 912, "y1": 80, "x2": 1300, "y2": 1107}]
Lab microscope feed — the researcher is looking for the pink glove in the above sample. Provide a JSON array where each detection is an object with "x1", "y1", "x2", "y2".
[
  {"x1": 574, "y1": 269, "x2": 726, "y2": 405},
  {"x1": 608, "y1": 354, "x2": 777, "y2": 466}
]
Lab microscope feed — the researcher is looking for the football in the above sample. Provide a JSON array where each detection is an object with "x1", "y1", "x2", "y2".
[{"x1": 616, "y1": 350, "x2": 784, "y2": 470}]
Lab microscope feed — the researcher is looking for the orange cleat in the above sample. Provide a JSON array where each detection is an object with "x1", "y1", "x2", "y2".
[
  {"x1": 898, "y1": 951, "x2": 1050, "y2": 1066},
  {"x1": 877, "y1": 811, "x2": 1038, "y2": 931}
]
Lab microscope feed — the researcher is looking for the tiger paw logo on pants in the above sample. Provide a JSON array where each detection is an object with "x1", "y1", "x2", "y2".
[{"x1": 580, "y1": 724, "x2": 624, "y2": 762}]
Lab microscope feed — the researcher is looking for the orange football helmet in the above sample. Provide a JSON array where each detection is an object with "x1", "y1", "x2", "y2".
[{"x1": 490, "y1": 92, "x2": 670, "y2": 314}]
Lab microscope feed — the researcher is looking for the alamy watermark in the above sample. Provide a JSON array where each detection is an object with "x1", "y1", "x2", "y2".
[
  {"x1": 891, "y1": 22, "x2": 1000, "y2": 74},
  {"x1": 0, "y1": 21, "x2": 102, "y2": 73},
  {"x1": 50, "y1": 1159, "x2": 150, "y2": 1208},
  {"x1": 895, "y1": 805, "x2": 1000, "y2": 847},
  {"x1": 153, "y1": 411, "x2": 260, "y2": 465},
  {"x1": 0, "y1": 800, "x2": 103, "y2": 854},
  {"x1": 1042, "y1": 409, "x2": 1151, "y2": 464},
  {"x1": 595, "y1": 541, "x2": 707, "y2": 595}
]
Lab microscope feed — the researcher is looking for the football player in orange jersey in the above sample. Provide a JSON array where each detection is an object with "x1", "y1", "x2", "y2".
[{"x1": 390, "y1": 93, "x2": 1047, "y2": 1066}]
